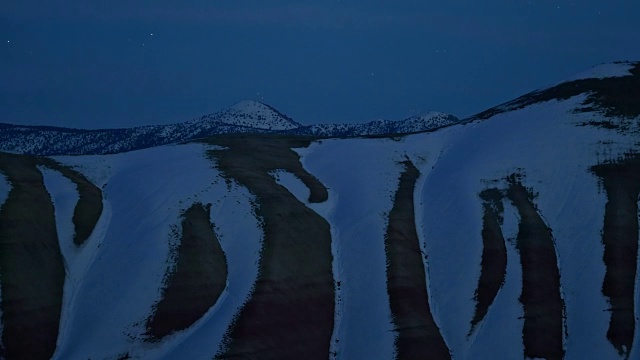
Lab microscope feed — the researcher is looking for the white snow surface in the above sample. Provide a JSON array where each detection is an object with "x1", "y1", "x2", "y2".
[
  {"x1": 6, "y1": 91, "x2": 639, "y2": 359},
  {"x1": 292, "y1": 95, "x2": 638, "y2": 359},
  {"x1": 294, "y1": 134, "x2": 454, "y2": 360},
  {"x1": 50, "y1": 143, "x2": 263, "y2": 360},
  {"x1": 296, "y1": 139, "x2": 401, "y2": 360},
  {"x1": 410, "y1": 97, "x2": 633, "y2": 359},
  {"x1": 209, "y1": 100, "x2": 300, "y2": 130},
  {"x1": 560, "y1": 62, "x2": 635, "y2": 83},
  {"x1": 270, "y1": 170, "x2": 310, "y2": 204}
]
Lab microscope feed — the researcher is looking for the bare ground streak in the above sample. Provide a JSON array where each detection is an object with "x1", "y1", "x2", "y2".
[
  {"x1": 506, "y1": 174, "x2": 565, "y2": 360},
  {"x1": 146, "y1": 203, "x2": 228, "y2": 340},
  {"x1": 204, "y1": 134, "x2": 334, "y2": 360},
  {"x1": 0, "y1": 152, "x2": 65, "y2": 360},
  {"x1": 384, "y1": 158, "x2": 450, "y2": 360},
  {"x1": 37, "y1": 157, "x2": 103, "y2": 246},
  {"x1": 469, "y1": 188, "x2": 507, "y2": 333},
  {"x1": 591, "y1": 153, "x2": 640, "y2": 358}
]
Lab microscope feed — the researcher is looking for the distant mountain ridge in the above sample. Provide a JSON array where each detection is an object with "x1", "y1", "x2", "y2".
[
  {"x1": 2, "y1": 60, "x2": 638, "y2": 156},
  {"x1": 288, "y1": 112, "x2": 459, "y2": 137},
  {"x1": 0, "y1": 100, "x2": 459, "y2": 156}
]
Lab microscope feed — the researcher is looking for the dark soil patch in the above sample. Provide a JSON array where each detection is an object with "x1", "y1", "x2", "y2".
[
  {"x1": 0, "y1": 152, "x2": 65, "y2": 359},
  {"x1": 469, "y1": 188, "x2": 507, "y2": 333},
  {"x1": 385, "y1": 159, "x2": 450, "y2": 359},
  {"x1": 204, "y1": 134, "x2": 334, "y2": 359},
  {"x1": 38, "y1": 158, "x2": 103, "y2": 246},
  {"x1": 206, "y1": 134, "x2": 327, "y2": 204},
  {"x1": 506, "y1": 175, "x2": 565, "y2": 360},
  {"x1": 591, "y1": 153, "x2": 640, "y2": 357},
  {"x1": 468, "y1": 61, "x2": 640, "y2": 129},
  {"x1": 146, "y1": 203, "x2": 228, "y2": 339}
]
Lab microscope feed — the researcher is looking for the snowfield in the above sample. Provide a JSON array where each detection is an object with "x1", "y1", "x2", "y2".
[
  {"x1": 561, "y1": 61, "x2": 636, "y2": 83},
  {"x1": 46, "y1": 144, "x2": 263, "y2": 360},
  {"x1": 406, "y1": 96, "x2": 632, "y2": 360},
  {"x1": 296, "y1": 138, "x2": 404, "y2": 360},
  {"x1": 0, "y1": 63, "x2": 639, "y2": 359},
  {"x1": 289, "y1": 93, "x2": 636, "y2": 359}
]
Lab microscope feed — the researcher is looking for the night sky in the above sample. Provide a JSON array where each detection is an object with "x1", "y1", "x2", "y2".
[{"x1": 2, "y1": 1, "x2": 639, "y2": 129}]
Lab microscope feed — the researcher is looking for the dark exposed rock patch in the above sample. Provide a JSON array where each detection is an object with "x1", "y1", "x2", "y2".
[
  {"x1": 506, "y1": 175, "x2": 565, "y2": 360},
  {"x1": 205, "y1": 134, "x2": 334, "y2": 359},
  {"x1": 591, "y1": 153, "x2": 640, "y2": 357},
  {"x1": 146, "y1": 203, "x2": 228, "y2": 340},
  {"x1": 0, "y1": 152, "x2": 65, "y2": 359},
  {"x1": 469, "y1": 188, "x2": 507, "y2": 333},
  {"x1": 384, "y1": 159, "x2": 451, "y2": 359}
]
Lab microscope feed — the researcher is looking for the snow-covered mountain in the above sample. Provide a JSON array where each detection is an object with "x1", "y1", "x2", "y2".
[
  {"x1": 0, "y1": 61, "x2": 639, "y2": 359},
  {"x1": 0, "y1": 101, "x2": 457, "y2": 156},
  {"x1": 0, "y1": 100, "x2": 300, "y2": 156},
  {"x1": 205, "y1": 99, "x2": 301, "y2": 130},
  {"x1": 288, "y1": 111, "x2": 459, "y2": 137}
]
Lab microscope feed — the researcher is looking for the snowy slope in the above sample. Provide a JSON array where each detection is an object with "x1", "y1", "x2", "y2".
[
  {"x1": 0, "y1": 61, "x2": 638, "y2": 359},
  {"x1": 288, "y1": 92, "x2": 638, "y2": 359},
  {"x1": 560, "y1": 61, "x2": 636, "y2": 83},
  {"x1": 412, "y1": 97, "x2": 631, "y2": 360},
  {"x1": 295, "y1": 139, "x2": 403, "y2": 360},
  {"x1": 43, "y1": 144, "x2": 264, "y2": 360}
]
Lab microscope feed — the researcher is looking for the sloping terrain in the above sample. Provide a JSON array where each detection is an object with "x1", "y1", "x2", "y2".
[
  {"x1": 385, "y1": 159, "x2": 450, "y2": 359},
  {"x1": 145, "y1": 202, "x2": 228, "y2": 340},
  {"x1": 206, "y1": 135, "x2": 334, "y2": 359},
  {"x1": 591, "y1": 154, "x2": 640, "y2": 355},
  {"x1": 0, "y1": 61, "x2": 638, "y2": 359},
  {"x1": 0, "y1": 101, "x2": 457, "y2": 156},
  {"x1": 506, "y1": 175, "x2": 565, "y2": 360},
  {"x1": 0, "y1": 154, "x2": 65, "y2": 359},
  {"x1": 470, "y1": 188, "x2": 507, "y2": 333}
]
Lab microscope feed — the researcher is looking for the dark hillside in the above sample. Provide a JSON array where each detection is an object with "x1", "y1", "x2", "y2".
[
  {"x1": 591, "y1": 153, "x2": 640, "y2": 358},
  {"x1": 385, "y1": 159, "x2": 450, "y2": 359},
  {"x1": 206, "y1": 135, "x2": 334, "y2": 359},
  {"x1": 146, "y1": 203, "x2": 228, "y2": 340},
  {"x1": 0, "y1": 153, "x2": 65, "y2": 359},
  {"x1": 506, "y1": 175, "x2": 565, "y2": 360}
]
